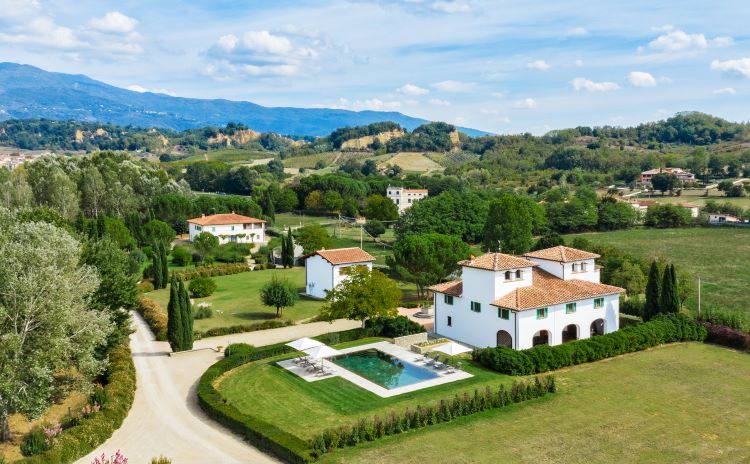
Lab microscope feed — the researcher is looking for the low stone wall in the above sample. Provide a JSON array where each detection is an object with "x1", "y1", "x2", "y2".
[{"x1": 392, "y1": 332, "x2": 429, "y2": 348}]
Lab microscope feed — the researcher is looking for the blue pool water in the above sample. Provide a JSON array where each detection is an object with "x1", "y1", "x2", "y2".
[{"x1": 331, "y1": 348, "x2": 439, "y2": 389}]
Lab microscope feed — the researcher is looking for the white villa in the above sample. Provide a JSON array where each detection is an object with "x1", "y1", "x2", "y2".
[
  {"x1": 386, "y1": 186, "x2": 428, "y2": 214},
  {"x1": 304, "y1": 247, "x2": 375, "y2": 299},
  {"x1": 187, "y1": 212, "x2": 266, "y2": 244},
  {"x1": 709, "y1": 213, "x2": 741, "y2": 224},
  {"x1": 430, "y1": 246, "x2": 624, "y2": 350}
]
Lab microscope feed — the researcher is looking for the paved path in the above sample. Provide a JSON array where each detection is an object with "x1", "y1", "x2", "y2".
[{"x1": 77, "y1": 313, "x2": 360, "y2": 464}]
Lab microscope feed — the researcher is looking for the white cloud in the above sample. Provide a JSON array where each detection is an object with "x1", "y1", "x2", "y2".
[
  {"x1": 0, "y1": 16, "x2": 78, "y2": 49},
  {"x1": 647, "y1": 29, "x2": 732, "y2": 52},
  {"x1": 574, "y1": 59, "x2": 584, "y2": 67},
  {"x1": 651, "y1": 24, "x2": 674, "y2": 32},
  {"x1": 571, "y1": 77, "x2": 619, "y2": 92},
  {"x1": 0, "y1": 0, "x2": 41, "y2": 19},
  {"x1": 713, "y1": 87, "x2": 736, "y2": 94},
  {"x1": 526, "y1": 60, "x2": 551, "y2": 71},
  {"x1": 351, "y1": 98, "x2": 402, "y2": 111},
  {"x1": 397, "y1": 83, "x2": 429, "y2": 96},
  {"x1": 428, "y1": 98, "x2": 451, "y2": 106},
  {"x1": 242, "y1": 63, "x2": 298, "y2": 76},
  {"x1": 711, "y1": 58, "x2": 750, "y2": 78},
  {"x1": 241, "y1": 30, "x2": 292, "y2": 54},
  {"x1": 432, "y1": 80, "x2": 474, "y2": 92},
  {"x1": 430, "y1": 1, "x2": 471, "y2": 13},
  {"x1": 126, "y1": 84, "x2": 175, "y2": 96},
  {"x1": 512, "y1": 98, "x2": 537, "y2": 109},
  {"x1": 627, "y1": 71, "x2": 657, "y2": 87},
  {"x1": 567, "y1": 27, "x2": 587, "y2": 37},
  {"x1": 89, "y1": 12, "x2": 137, "y2": 34},
  {"x1": 491, "y1": 91, "x2": 505, "y2": 98}
]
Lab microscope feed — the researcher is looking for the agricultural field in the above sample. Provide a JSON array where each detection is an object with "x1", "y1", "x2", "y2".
[
  {"x1": 567, "y1": 228, "x2": 750, "y2": 315},
  {"x1": 621, "y1": 187, "x2": 750, "y2": 209},
  {"x1": 271, "y1": 212, "x2": 337, "y2": 230},
  {"x1": 321, "y1": 343, "x2": 750, "y2": 464},
  {"x1": 178, "y1": 148, "x2": 273, "y2": 164},
  {"x1": 425, "y1": 150, "x2": 480, "y2": 168},
  {"x1": 379, "y1": 152, "x2": 444, "y2": 173},
  {"x1": 147, "y1": 268, "x2": 324, "y2": 331}
]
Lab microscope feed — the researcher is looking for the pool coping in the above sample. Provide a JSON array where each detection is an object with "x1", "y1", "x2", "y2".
[{"x1": 277, "y1": 341, "x2": 473, "y2": 398}]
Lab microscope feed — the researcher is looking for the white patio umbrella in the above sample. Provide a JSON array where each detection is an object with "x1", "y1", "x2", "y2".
[
  {"x1": 286, "y1": 337, "x2": 324, "y2": 352},
  {"x1": 303, "y1": 345, "x2": 343, "y2": 369},
  {"x1": 434, "y1": 341, "x2": 472, "y2": 356}
]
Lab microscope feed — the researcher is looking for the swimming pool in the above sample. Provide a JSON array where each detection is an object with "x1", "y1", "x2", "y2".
[{"x1": 331, "y1": 348, "x2": 439, "y2": 389}]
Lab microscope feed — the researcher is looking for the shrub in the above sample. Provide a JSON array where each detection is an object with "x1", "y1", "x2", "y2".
[
  {"x1": 171, "y1": 245, "x2": 193, "y2": 267},
  {"x1": 189, "y1": 277, "x2": 217, "y2": 298},
  {"x1": 365, "y1": 316, "x2": 425, "y2": 338},
  {"x1": 18, "y1": 343, "x2": 136, "y2": 464},
  {"x1": 173, "y1": 263, "x2": 248, "y2": 280},
  {"x1": 310, "y1": 376, "x2": 556, "y2": 457},
  {"x1": 137, "y1": 280, "x2": 155, "y2": 293},
  {"x1": 699, "y1": 307, "x2": 749, "y2": 333},
  {"x1": 194, "y1": 302, "x2": 213, "y2": 319},
  {"x1": 135, "y1": 296, "x2": 168, "y2": 341},
  {"x1": 149, "y1": 457, "x2": 172, "y2": 464},
  {"x1": 473, "y1": 314, "x2": 707, "y2": 375},
  {"x1": 195, "y1": 319, "x2": 293, "y2": 339},
  {"x1": 89, "y1": 384, "x2": 111, "y2": 408},
  {"x1": 20, "y1": 428, "x2": 50, "y2": 456},
  {"x1": 703, "y1": 322, "x2": 750, "y2": 351}
]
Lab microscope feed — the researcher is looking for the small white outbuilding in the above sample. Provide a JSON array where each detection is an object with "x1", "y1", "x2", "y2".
[{"x1": 304, "y1": 247, "x2": 375, "y2": 299}]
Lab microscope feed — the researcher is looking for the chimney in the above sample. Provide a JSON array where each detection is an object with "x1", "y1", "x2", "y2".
[{"x1": 201, "y1": 213, "x2": 205, "y2": 217}]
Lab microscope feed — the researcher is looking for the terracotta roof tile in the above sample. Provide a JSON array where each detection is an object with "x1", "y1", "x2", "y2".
[
  {"x1": 188, "y1": 213, "x2": 265, "y2": 226},
  {"x1": 458, "y1": 253, "x2": 537, "y2": 271},
  {"x1": 492, "y1": 268, "x2": 623, "y2": 311},
  {"x1": 523, "y1": 245, "x2": 599, "y2": 262},
  {"x1": 314, "y1": 247, "x2": 375, "y2": 265},
  {"x1": 428, "y1": 280, "x2": 462, "y2": 296}
]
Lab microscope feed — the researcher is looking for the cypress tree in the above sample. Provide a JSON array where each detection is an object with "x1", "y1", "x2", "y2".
[
  {"x1": 644, "y1": 261, "x2": 661, "y2": 321},
  {"x1": 178, "y1": 278, "x2": 194, "y2": 351},
  {"x1": 166, "y1": 276, "x2": 182, "y2": 351},
  {"x1": 280, "y1": 229, "x2": 288, "y2": 267},
  {"x1": 160, "y1": 243, "x2": 169, "y2": 288},
  {"x1": 152, "y1": 246, "x2": 163, "y2": 290},
  {"x1": 660, "y1": 264, "x2": 680, "y2": 314},
  {"x1": 282, "y1": 229, "x2": 294, "y2": 268}
]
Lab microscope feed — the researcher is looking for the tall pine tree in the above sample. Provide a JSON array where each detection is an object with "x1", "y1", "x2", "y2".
[
  {"x1": 282, "y1": 228, "x2": 294, "y2": 268},
  {"x1": 160, "y1": 243, "x2": 169, "y2": 288},
  {"x1": 166, "y1": 276, "x2": 182, "y2": 351},
  {"x1": 644, "y1": 261, "x2": 661, "y2": 321},
  {"x1": 178, "y1": 278, "x2": 194, "y2": 351},
  {"x1": 152, "y1": 245, "x2": 164, "y2": 290},
  {"x1": 660, "y1": 264, "x2": 680, "y2": 314}
]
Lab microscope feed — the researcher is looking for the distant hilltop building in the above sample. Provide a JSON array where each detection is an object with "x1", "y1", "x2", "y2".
[
  {"x1": 640, "y1": 167, "x2": 695, "y2": 183},
  {"x1": 187, "y1": 212, "x2": 266, "y2": 244},
  {"x1": 387, "y1": 185, "x2": 428, "y2": 214}
]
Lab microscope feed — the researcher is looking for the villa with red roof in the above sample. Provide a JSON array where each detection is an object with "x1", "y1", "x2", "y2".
[
  {"x1": 187, "y1": 212, "x2": 266, "y2": 244},
  {"x1": 386, "y1": 185, "x2": 428, "y2": 214},
  {"x1": 429, "y1": 245, "x2": 624, "y2": 350},
  {"x1": 304, "y1": 247, "x2": 376, "y2": 299}
]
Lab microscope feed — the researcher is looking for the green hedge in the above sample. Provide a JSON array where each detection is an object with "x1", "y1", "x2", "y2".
[
  {"x1": 173, "y1": 263, "x2": 248, "y2": 281},
  {"x1": 473, "y1": 314, "x2": 707, "y2": 375},
  {"x1": 18, "y1": 342, "x2": 136, "y2": 463},
  {"x1": 195, "y1": 319, "x2": 294, "y2": 339},
  {"x1": 135, "y1": 295, "x2": 168, "y2": 341},
  {"x1": 198, "y1": 345, "x2": 314, "y2": 463},
  {"x1": 311, "y1": 376, "x2": 556, "y2": 457}
]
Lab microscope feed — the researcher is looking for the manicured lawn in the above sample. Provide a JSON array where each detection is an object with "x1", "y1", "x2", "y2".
[
  {"x1": 147, "y1": 268, "x2": 323, "y2": 331},
  {"x1": 216, "y1": 348, "x2": 511, "y2": 441},
  {"x1": 272, "y1": 212, "x2": 337, "y2": 230},
  {"x1": 567, "y1": 228, "x2": 750, "y2": 315},
  {"x1": 320, "y1": 343, "x2": 750, "y2": 464}
]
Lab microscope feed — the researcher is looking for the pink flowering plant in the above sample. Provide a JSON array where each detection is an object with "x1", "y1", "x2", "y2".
[
  {"x1": 92, "y1": 449, "x2": 128, "y2": 464},
  {"x1": 42, "y1": 420, "x2": 63, "y2": 446}
]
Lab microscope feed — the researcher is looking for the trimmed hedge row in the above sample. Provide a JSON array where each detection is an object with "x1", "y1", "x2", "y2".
[
  {"x1": 135, "y1": 295, "x2": 168, "y2": 341},
  {"x1": 198, "y1": 345, "x2": 314, "y2": 463},
  {"x1": 19, "y1": 342, "x2": 136, "y2": 464},
  {"x1": 473, "y1": 314, "x2": 707, "y2": 375},
  {"x1": 173, "y1": 263, "x2": 249, "y2": 281},
  {"x1": 704, "y1": 322, "x2": 750, "y2": 351},
  {"x1": 195, "y1": 319, "x2": 294, "y2": 339},
  {"x1": 311, "y1": 376, "x2": 556, "y2": 457}
]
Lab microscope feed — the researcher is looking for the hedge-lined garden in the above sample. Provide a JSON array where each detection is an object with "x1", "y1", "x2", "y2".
[
  {"x1": 18, "y1": 342, "x2": 136, "y2": 463},
  {"x1": 310, "y1": 376, "x2": 556, "y2": 458},
  {"x1": 172, "y1": 262, "x2": 249, "y2": 281},
  {"x1": 136, "y1": 295, "x2": 168, "y2": 341},
  {"x1": 473, "y1": 314, "x2": 707, "y2": 375}
]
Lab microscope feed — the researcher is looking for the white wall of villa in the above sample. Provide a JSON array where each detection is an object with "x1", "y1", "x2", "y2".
[
  {"x1": 188, "y1": 222, "x2": 265, "y2": 244},
  {"x1": 304, "y1": 254, "x2": 373, "y2": 299}
]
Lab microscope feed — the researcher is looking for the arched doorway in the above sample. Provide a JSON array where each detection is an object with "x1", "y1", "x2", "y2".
[
  {"x1": 496, "y1": 330, "x2": 512, "y2": 348},
  {"x1": 590, "y1": 319, "x2": 605, "y2": 336},
  {"x1": 532, "y1": 330, "x2": 550, "y2": 346},
  {"x1": 562, "y1": 324, "x2": 578, "y2": 343}
]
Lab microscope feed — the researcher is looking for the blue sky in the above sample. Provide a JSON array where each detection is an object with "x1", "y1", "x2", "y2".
[{"x1": 0, "y1": 0, "x2": 749, "y2": 134}]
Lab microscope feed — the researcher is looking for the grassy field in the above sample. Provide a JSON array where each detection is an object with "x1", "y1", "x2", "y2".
[
  {"x1": 271, "y1": 212, "x2": 337, "y2": 230},
  {"x1": 178, "y1": 148, "x2": 273, "y2": 165},
  {"x1": 567, "y1": 228, "x2": 750, "y2": 315},
  {"x1": 379, "y1": 152, "x2": 444, "y2": 173},
  {"x1": 320, "y1": 343, "x2": 750, "y2": 464},
  {"x1": 615, "y1": 187, "x2": 750, "y2": 209},
  {"x1": 217, "y1": 345, "x2": 508, "y2": 441},
  {"x1": 147, "y1": 268, "x2": 324, "y2": 330}
]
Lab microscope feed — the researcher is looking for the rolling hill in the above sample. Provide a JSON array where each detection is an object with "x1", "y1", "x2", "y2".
[{"x1": 0, "y1": 63, "x2": 487, "y2": 137}]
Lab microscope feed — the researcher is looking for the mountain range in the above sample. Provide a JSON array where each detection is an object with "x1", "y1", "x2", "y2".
[{"x1": 0, "y1": 63, "x2": 487, "y2": 137}]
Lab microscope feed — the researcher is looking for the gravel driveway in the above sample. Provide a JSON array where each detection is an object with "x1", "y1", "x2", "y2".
[{"x1": 77, "y1": 312, "x2": 360, "y2": 463}]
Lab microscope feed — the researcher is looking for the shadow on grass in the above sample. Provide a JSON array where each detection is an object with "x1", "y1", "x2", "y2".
[{"x1": 231, "y1": 311, "x2": 282, "y2": 321}]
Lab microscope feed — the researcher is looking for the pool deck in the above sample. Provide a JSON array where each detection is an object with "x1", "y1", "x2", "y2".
[{"x1": 277, "y1": 341, "x2": 473, "y2": 398}]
